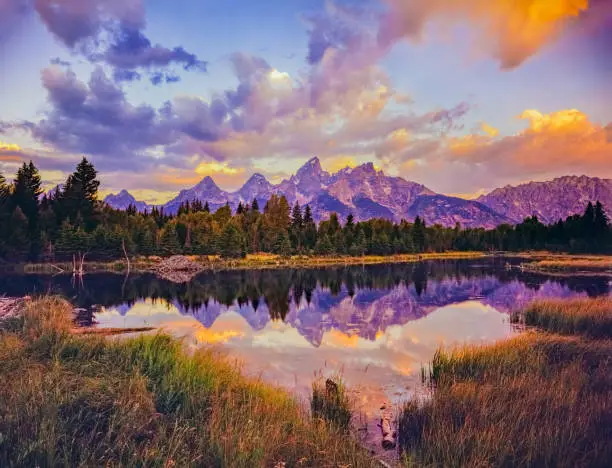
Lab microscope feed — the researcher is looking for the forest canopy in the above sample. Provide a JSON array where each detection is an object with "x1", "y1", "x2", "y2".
[{"x1": 0, "y1": 160, "x2": 610, "y2": 262}]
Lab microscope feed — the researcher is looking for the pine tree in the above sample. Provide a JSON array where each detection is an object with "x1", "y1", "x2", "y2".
[
  {"x1": 303, "y1": 205, "x2": 317, "y2": 250},
  {"x1": 236, "y1": 202, "x2": 244, "y2": 215},
  {"x1": 12, "y1": 161, "x2": 42, "y2": 259},
  {"x1": 290, "y1": 202, "x2": 303, "y2": 250},
  {"x1": 251, "y1": 198, "x2": 259, "y2": 213},
  {"x1": 7, "y1": 207, "x2": 30, "y2": 259},
  {"x1": 203, "y1": 201, "x2": 210, "y2": 213},
  {"x1": 345, "y1": 213, "x2": 355, "y2": 229},
  {"x1": 594, "y1": 201, "x2": 609, "y2": 235},
  {"x1": 220, "y1": 223, "x2": 245, "y2": 258},
  {"x1": 60, "y1": 157, "x2": 100, "y2": 231},
  {"x1": 214, "y1": 203, "x2": 232, "y2": 225},
  {"x1": 0, "y1": 172, "x2": 8, "y2": 203},
  {"x1": 413, "y1": 216, "x2": 426, "y2": 252},
  {"x1": 291, "y1": 202, "x2": 303, "y2": 228},
  {"x1": 0, "y1": 173, "x2": 8, "y2": 254},
  {"x1": 192, "y1": 199, "x2": 203, "y2": 212},
  {"x1": 274, "y1": 231, "x2": 292, "y2": 257},
  {"x1": 159, "y1": 225, "x2": 181, "y2": 255},
  {"x1": 315, "y1": 234, "x2": 333, "y2": 255},
  {"x1": 349, "y1": 228, "x2": 367, "y2": 256},
  {"x1": 140, "y1": 229, "x2": 156, "y2": 256}
]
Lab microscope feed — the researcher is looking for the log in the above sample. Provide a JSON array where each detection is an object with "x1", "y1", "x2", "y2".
[{"x1": 380, "y1": 403, "x2": 396, "y2": 450}]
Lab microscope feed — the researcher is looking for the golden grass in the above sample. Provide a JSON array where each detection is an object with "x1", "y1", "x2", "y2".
[
  {"x1": 402, "y1": 334, "x2": 612, "y2": 467},
  {"x1": 402, "y1": 298, "x2": 612, "y2": 467},
  {"x1": 516, "y1": 253, "x2": 612, "y2": 274},
  {"x1": 15, "y1": 251, "x2": 488, "y2": 275},
  {"x1": 519, "y1": 298, "x2": 612, "y2": 338},
  {"x1": 0, "y1": 298, "x2": 377, "y2": 467}
]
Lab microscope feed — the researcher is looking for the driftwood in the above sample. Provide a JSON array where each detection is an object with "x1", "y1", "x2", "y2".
[{"x1": 379, "y1": 403, "x2": 396, "y2": 450}]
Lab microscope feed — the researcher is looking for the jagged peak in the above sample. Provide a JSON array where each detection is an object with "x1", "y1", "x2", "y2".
[
  {"x1": 482, "y1": 175, "x2": 609, "y2": 197},
  {"x1": 297, "y1": 156, "x2": 323, "y2": 175},
  {"x1": 195, "y1": 176, "x2": 221, "y2": 190},
  {"x1": 245, "y1": 173, "x2": 269, "y2": 184}
]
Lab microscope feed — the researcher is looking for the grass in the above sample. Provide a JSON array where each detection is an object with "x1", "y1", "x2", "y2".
[
  {"x1": 517, "y1": 253, "x2": 612, "y2": 275},
  {"x1": 10, "y1": 251, "x2": 487, "y2": 275},
  {"x1": 0, "y1": 298, "x2": 377, "y2": 467},
  {"x1": 516, "y1": 298, "x2": 612, "y2": 338},
  {"x1": 401, "y1": 298, "x2": 612, "y2": 467},
  {"x1": 311, "y1": 377, "x2": 352, "y2": 431}
]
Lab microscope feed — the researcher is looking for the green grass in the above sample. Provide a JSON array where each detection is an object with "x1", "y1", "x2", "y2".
[
  {"x1": 402, "y1": 299, "x2": 612, "y2": 468},
  {"x1": 0, "y1": 298, "x2": 376, "y2": 467},
  {"x1": 311, "y1": 377, "x2": 352, "y2": 431},
  {"x1": 518, "y1": 298, "x2": 612, "y2": 338}
]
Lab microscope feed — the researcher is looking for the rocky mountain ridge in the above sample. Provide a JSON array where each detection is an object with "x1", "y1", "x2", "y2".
[{"x1": 104, "y1": 158, "x2": 611, "y2": 228}]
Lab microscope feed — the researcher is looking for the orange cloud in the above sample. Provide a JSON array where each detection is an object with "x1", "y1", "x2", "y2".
[
  {"x1": 481, "y1": 122, "x2": 499, "y2": 137},
  {"x1": 401, "y1": 108, "x2": 612, "y2": 194},
  {"x1": 456, "y1": 109, "x2": 612, "y2": 169},
  {"x1": 0, "y1": 141, "x2": 22, "y2": 152},
  {"x1": 383, "y1": 0, "x2": 589, "y2": 68},
  {"x1": 0, "y1": 141, "x2": 24, "y2": 162},
  {"x1": 156, "y1": 162, "x2": 247, "y2": 190}
]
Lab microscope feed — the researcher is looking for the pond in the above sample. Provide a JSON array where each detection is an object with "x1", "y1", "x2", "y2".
[{"x1": 1, "y1": 258, "x2": 610, "y2": 420}]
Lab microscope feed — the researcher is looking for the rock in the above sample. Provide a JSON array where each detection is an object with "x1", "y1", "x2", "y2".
[{"x1": 0, "y1": 297, "x2": 26, "y2": 321}]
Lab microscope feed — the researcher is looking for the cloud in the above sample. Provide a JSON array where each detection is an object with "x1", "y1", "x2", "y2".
[
  {"x1": 16, "y1": 0, "x2": 206, "y2": 84},
  {"x1": 304, "y1": 1, "x2": 376, "y2": 65},
  {"x1": 155, "y1": 162, "x2": 247, "y2": 191},
  {"x1": 34, "y1": 0, "x2": 144, "y2": 47},
  {"x1": 50, "y1": 57, "x2": 72, "y2": 66},
  {"x1": 1, "y1": 7, "x2": 471, "y2": 196},
  {"x1": 379, "y1": 0, "x2": 590, "y2": 69},
  {"x1": 10, "y1": 66, "x2": 177, "y2": 170},
  {"x1": 100, "y1": 25, "x2": 207, "y2": 83},
  {"x1": 392, "y1": 108, "x2": 612, "y2": 194}
]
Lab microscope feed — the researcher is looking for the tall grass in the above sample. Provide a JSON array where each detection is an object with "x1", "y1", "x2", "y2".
[
  {"x1": 311, "y1": 377, "x2": 352, "y2": 431},
  {"x1": 0, "y1": 297, "x2": 376, "y2": 467},
  {"x1": 520, "y1": 298, "x2": 612, "y2": 338},
  {"x1": 401, "y1": 299, "x2": 612, "y2": 467}
]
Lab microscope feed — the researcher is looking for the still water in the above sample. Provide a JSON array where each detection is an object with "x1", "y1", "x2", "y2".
[{"x1": 1, "y1": 258, "x2": 610, "y2": 417}]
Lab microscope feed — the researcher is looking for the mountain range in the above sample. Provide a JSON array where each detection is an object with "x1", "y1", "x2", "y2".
[{"x1": 104, "y1": 157, "x2": 612, "y2": 228}]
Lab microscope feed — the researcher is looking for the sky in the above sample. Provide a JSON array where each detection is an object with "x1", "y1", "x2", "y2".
[{"x1": 1, "y1": 0, "x2": 611, "y2": 204}]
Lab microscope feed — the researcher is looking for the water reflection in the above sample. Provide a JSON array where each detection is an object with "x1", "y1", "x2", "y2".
[{"x1": 1, "y1": 259, "x2": 610, "y2": 414}]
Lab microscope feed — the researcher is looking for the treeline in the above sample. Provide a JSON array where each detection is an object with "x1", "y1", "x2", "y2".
[{"x1": 0, "y1": 159, "x2": 610, "y2": 262}]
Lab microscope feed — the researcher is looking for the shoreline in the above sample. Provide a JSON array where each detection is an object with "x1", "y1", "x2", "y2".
[
  {"x1": 2, "y1": 251, "x2": 610, "y2": 276},
  {"x1": 3, "y1": 251, "x2": 489, "y2": 275}
]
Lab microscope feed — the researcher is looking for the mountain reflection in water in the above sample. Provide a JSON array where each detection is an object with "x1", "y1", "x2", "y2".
[{"x1": 1, "y1": 258, "x2": 610, "y2": 414}]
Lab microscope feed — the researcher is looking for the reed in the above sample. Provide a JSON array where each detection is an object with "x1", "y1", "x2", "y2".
[
  {"x1": 0, "y1": 298, "x2": 376, "y2": 467},
  {"x1": 401, "y1": 299, "x2": 612, "y2": 467},
  {"x1": 311, "y1": 376, "x2": 352, "y2": 431},
  {"x1": 520, "y1": 298, "x2": 612, "y2": 338}
]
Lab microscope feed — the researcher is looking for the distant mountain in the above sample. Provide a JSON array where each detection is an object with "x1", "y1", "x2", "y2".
[
  {"x1": 232, "y1": 173, "x2": 273, "y2": 207},
  {"x1": 156, "y1": 157, "x2": 500, "y2": 226},
  {"x1": 104, "y1": 158, "x2": 610, "y2": 228},
  {"x1": 104, "y1": 190, "x2": 149, "y2": 212},
  {"x1": 407, "y1": 195, "x2": 512, "y2": 229},
  {"x1": 477, "y1": 176, "x2": 612, "y2": 224},
  {"x1": 164, "y1": 176, "x2": 230, "y2": 214}
]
